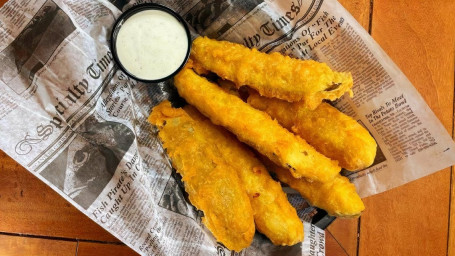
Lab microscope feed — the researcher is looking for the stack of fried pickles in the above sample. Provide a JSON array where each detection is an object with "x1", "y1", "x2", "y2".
[{"x1": 148, "y1": 37, "x2": 377, "y2": 251}]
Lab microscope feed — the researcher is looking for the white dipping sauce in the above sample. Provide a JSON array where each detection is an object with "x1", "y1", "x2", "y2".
[{"x1": 116, "y1": 10, "x2": 188, "y2": 80}]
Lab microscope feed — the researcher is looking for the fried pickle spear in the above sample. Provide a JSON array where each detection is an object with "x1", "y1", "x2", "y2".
[
  {"x1": 265, "y1": 162, "x2": 365, "y2": 217},
  {"x1": 248, "y1": 93, "x2": 377, "y2": 171},
  {"x1": 215, "y1": 135, "x2": 303, "y2": 246},
  {"x1": 174, "y1": 68, "x2": 341, "y2": 181},
  {"x1": 191, "y1": 36, "x2": 353, "y2": 109},
  {"x1": 174, "y1": 68, "x2": 341, "y2": 182},
  {"x1": 150, "y1": 101, "x2": 303, "y2": 246},
  {"x1": 149, "y1": 101, "x2": 255, "y2": 251}
]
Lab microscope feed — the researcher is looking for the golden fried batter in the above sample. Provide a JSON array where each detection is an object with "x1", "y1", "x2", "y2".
[
  {"x1": 174, "y1": 68, "x2": 341, "y2": 182},
  {"x1": 149, "y1": 101, "x2": 255, "y2": 251},
  {"x1": 267, "y1": 162, "x2": 365, "y2": 217},
  {"x1": 191, "y1": 37, "x2": 353, "y2": 109},
  {"x1": 248, "y1": 93, "x2": 377, "y2": 171},
  {"x1": 189, "y1": 57, "x2": 210, "y2": 75},
  {"x1": 150, "y1": 101, "x2": 303, "y2": 246},
  {"x1": 215, "y1": 136, "x2": 303, "y2": 246}
]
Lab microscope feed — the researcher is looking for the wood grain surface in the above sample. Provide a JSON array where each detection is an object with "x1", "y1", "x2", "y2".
[
  {"x1": 327, "y1": 218, "x2": 359, "y2": 256},
  {"x1": 77, "y1": 242, "x2": 138, "y2": 256},
  {"x1": 0, "y1": 0, "x2": 454, "y2": 255},
  {"x1": 359, "y1": 1, "x2": 455, "y2": 255},
  {"x1": 326, "y1": 231, "x2": 349, "y2": 256},
  {"x1": 0, "y1": 235, "x2": 76, "y2": 256}
]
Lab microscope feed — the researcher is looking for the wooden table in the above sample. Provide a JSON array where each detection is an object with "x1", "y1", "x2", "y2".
[{"x1": 0, "y1": 0, "x2": 454, "y2": 255}]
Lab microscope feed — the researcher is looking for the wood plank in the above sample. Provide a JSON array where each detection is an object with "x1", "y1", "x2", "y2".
[
  {"x1": 0, "y1": 151, "x2": 118, "y2": 242},
  {"x1": 450, "y1": 169, "x2": 455, "y2": 256},
  {"x1": 360, "y1": 171, "x2": 451, "y2": 256},
  {"x1": 338, "y1": 0, "x2": 370, "y2": 30},
  {"x1": 360, "y1": 0, "x2": 455, "y2": 254},
  {"x1": 448, "y1": 8, "x2": 455, "y2": 254},
  {"x1": 326, "y1": 231, "x2": 348, "y2": 256},
  {"x1": 327, "y1": 218, "x2": 358, "y2": 256},
  {"x1": 0, "y1": 235, "x2": 76, "y2": 256},
  {"x1": 77, "y1": 242, "x2": 138, "y2": 256},
  {"x1": 326, "y1": 1, "x2": 370, "y2": 255}
]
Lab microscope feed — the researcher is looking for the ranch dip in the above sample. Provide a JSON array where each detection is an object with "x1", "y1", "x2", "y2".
[{"x1": 115, "y1": 9, "x2": 189, "y2": 81}]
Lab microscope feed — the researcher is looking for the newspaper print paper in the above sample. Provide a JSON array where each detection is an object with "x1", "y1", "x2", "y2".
[{"x1": 0, "y1": 0, "x2": 454, "y2": 255}]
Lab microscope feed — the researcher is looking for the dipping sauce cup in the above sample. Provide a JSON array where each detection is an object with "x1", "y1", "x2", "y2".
[{"x1": 111, "y1": 3, "x2": 191, "y2": 83}]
